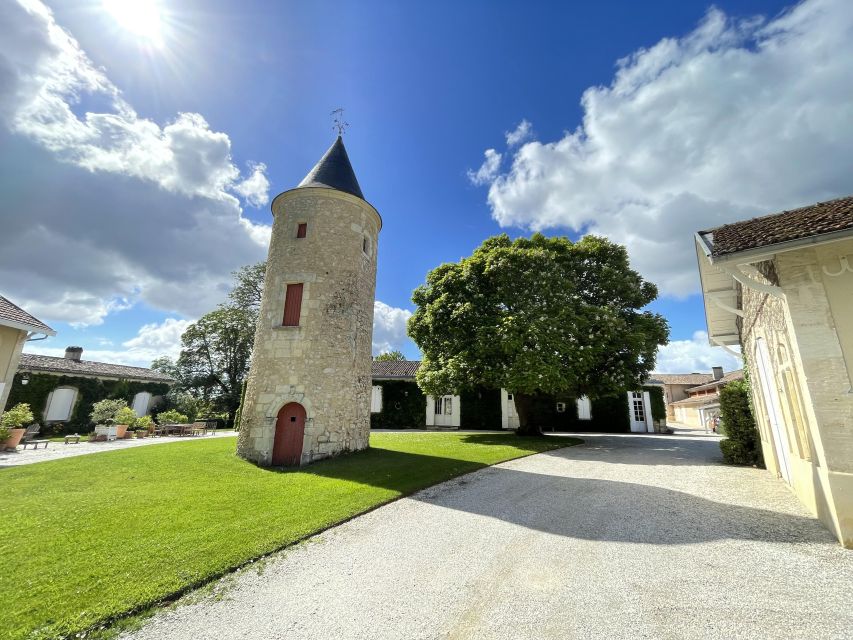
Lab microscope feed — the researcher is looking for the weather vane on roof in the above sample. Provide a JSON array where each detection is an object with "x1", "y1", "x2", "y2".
[{"x1": 331, "y1": 107, "x2": 349, "y2": 136}]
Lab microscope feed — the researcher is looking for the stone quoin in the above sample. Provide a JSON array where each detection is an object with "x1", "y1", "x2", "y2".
[{"x1": 236, "y1": 136, "x2": 381, "y2": 466}]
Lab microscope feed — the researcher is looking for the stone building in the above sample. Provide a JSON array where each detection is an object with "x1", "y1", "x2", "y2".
[
  {"x1": 662, "y1": 369, "x2": 743, "y2": 429},
  {"x1": 696, "y1": 195, "x2": 853, "y2": 547},
  {"x1": 8, "y1": 347, "x2": 173, "y2": 429},
  {"x1": 369, "y1": 360, "x2": 666, "y2": 433},
  {"x1": 237, "y1": 137, "x2": 381, "y2": 466}
]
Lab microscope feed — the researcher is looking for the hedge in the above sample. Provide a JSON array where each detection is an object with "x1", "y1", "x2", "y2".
[
  {"x1": 719, "y1": 378, "x2": 764, "y2": 466},
  {"x1": 4, "y1": 372, "x2": 170, "y2": 435}
]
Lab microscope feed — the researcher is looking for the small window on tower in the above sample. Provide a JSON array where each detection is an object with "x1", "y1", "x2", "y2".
[
  {"x1": 282, "y1": 283, "x2": 304, "y2": 326},
  {"x1": 296, "y1": 223, "x2": 307, "y2": 238},
  {"x1": 362, "y1": 236, "x2": 368, "y2": 254}
]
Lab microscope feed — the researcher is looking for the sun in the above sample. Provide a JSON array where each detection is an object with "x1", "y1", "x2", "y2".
[{"x1": 102, "y1": 0, "x2": 164, "y2": 45}]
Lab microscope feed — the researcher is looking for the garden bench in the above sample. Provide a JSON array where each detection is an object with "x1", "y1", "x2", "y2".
[
  {"x1": 22, "y1": 439, "x2": 49, "y2": 450},
  {"x1": 64, "y1": 434, "x2": 81, "y2": 444}
]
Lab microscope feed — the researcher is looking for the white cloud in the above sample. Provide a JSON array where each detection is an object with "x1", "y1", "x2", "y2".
[
  {"x1": 505, "y1": 119, "x2": 532, "y2": 146},
  {"x1": 372, "y1": 301, "x2": 412, "y2": 355},
  {"x1": 0, "y1": 0, "x2": 271, "y2": 324},
  {"x1": 122, "y1": 317, "x2": 192, "y2": 357},
  {"x1": 24, "y1": 317, "x2": 191, "y2": 368},
  {"x1": 654, "y1": 331, "x2": 741, "y2": 374},
  {"x1": 234, "y1": 162, "x2": 271, "y2": 208},
  {"x1": 467, "y1": 148, "x2": 502, "y2": 186},
  {"x1": 474, "y1": 0, "x2": 853, "y2": 297}
]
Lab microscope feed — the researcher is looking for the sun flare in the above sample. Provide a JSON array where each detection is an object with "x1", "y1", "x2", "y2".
[{"x1": 102, "y1": 0, "x2": 164, "y2": 44}]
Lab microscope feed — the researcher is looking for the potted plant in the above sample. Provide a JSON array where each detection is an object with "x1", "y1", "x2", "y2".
[
  {"x1": 90, "y1": 399, "x2": 127, "y2": 441},
  {"x1": 134, "y1": 415, "x2": 153, "y2": 438},
  {"x1": 114, "y1": 406, "x2": 137, "y2": 439},
  {"x1": 1, "y1": 403, "x2": 35, "y2": 450}
]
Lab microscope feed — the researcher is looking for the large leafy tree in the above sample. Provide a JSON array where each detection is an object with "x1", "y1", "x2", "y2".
[
  {"x1": 226, "y1": 261, "x2": 266, "y2": 313},
  {"x1": 374, "y1": 350, "x2": 405, "y2": 362},
  {"x1": 408, "y1": 234, "x2": 669, "y2": 434}
]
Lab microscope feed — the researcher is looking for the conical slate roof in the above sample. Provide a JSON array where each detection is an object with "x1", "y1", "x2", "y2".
[{"x1": 296, "y1": 136, "x2": 364, "y2": 200}]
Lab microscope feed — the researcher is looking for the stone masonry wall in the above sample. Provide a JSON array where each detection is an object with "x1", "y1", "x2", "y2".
[
  {"x1": 237, "y1": 188, "x2": 380, "y2": 465},
  {"x1": 741, "y1": 240, "x2": 853, "y2": 546}
]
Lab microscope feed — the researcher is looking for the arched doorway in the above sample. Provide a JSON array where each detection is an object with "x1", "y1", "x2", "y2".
[{"x1": 272, "y1": 403, "x2": 306, "y2": 466}]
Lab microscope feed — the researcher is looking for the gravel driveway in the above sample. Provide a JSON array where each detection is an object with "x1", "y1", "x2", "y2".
[{"x1": 124, "y1": 433, "x2": 852, "y2": 640}]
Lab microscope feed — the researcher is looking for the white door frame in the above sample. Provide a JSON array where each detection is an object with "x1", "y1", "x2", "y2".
[
  {"x1": 501, "y1": 389, "x2": 520, "y2": 429},
  {"x1": 628, "y1": 391, "x2": 653, "y2": 433},
  {"x1": 755, "y1": 337, "x2": 792, "y2": 484},
  {"x1": 427, "y1": 395, "x2": 460, "y2": 428}
]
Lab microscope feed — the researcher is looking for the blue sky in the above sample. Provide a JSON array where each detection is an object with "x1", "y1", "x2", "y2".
[{"x1": 2, "y1": 0, "x2": 852, "y2": 373}]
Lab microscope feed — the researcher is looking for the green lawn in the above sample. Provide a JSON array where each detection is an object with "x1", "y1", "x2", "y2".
[{"x1": 0, "y1": 432, "x2": 579, "y2": 640}]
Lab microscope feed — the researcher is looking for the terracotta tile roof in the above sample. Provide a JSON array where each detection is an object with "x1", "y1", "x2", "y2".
[
  {"x1": 18, "y1": 353, "x2": 175, "y2": 383},
  {"x1": 687, "y1": 370, "x2": 744, "y2": 394},
  {"x1": 371, "y1": 360, "x2": 421, "y2": 379},
  {"x1": 699, "y1": 195, "x2": 853, "y2": 258},
  {"x1": 647, "y1": 373, "x2": 715, "y2": 386},
  {"x1": 0, "y1": 296, "x2": 55, "y2": 335},
  {"x1": 670, "y1": 393, "x2": 721, "y2": 407}
]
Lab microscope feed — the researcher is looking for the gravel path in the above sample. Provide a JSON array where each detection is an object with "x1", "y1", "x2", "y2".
[
  {"x1": 0, "y1": 431, "x2": 236, "y2": 467},
  {"x1": 124, "y1": 433, "x2": 852, "y2": 640}
]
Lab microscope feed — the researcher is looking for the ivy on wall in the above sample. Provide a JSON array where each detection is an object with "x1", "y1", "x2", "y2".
[
  {"x1": 367, "y1": 380, "x2": 665, "y2": 433},
  {"x1": 369, "y1": 380, "x2": 426, "y2": 429},
  {"x1": 460, "y1": 387, "x2": 502, "y2": 429},
  {"x1": 523, "y1": 385, "x2": 666, "y2": 433},
  {"x1": 5, "y1": 372, "x2": 170, "y2": 434}
]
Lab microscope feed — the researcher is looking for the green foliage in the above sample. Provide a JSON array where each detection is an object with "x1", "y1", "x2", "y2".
[
  {"x1": 370, "y1": 380, "x2": 426, "y2": 429},
  {"x1": 225, "y1": 261, "x2": 266, "y2": 313},
  {"x1": 0, "y1": 432, "x2": 580, "y2": 640},
  {"x1": 1, "y1": 402, "x2": 34, "y2": 429},
  {"x1": 90, "y1": 399, "x2": 128, "y2": 425},
  {"x1": 647, "y1": 386, "x2": 666, "y2": 421},
  {"x1": 133, "y1": 415, "x2": 153, "y2": 431},
  {"x1": 374, "y1": 350, "x2": 406, "y2": 362},
  {"x1": 408, "y1": 233, "x2": 669, "y2": 433},
  {"x1": 157, "y1": 409, "x2": 189, "y2": 424},
  {"x1": 460, "y1": 387, "x2": 502, "y2": 429},
  {"x1": 173, "y1": 307, "x2": 255, "y2": 425},
  {"x1": 114, "y1": 406, "x2": 138, "y2": 426},
  {"x1": 719, "y1": 379, "x2": 763, "y2": 466},
  {"x1": 5, "y1": 373, "x2": 168, "y2": 434}
]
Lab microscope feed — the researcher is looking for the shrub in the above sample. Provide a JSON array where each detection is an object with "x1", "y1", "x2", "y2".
[
  {"x1": 157, "y1": 409, "x2": 188, "y2": 424},
  {"x1": 719, "y1": 379, "x2": 763, "y2": 466},
  {"x1": 90, "y1": 399, "x2": 128, "y2": 426},
  {"x1": 115, "y1": 407, "x2": 138, "y2": 426},
  {"x1": 133, "y1": 415, "x2": 153, "y2": 431},
  {"x1": 1, "y1": 403, "x2": 34, "y2": 429}
]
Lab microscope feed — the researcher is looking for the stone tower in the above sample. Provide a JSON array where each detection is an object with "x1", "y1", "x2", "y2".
[{"x1": 236, "y1": 136, "x2": 381, "y2": 466}]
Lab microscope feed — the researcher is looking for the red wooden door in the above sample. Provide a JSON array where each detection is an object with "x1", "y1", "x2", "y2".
[{"x1": 272, "y1": 403, "x2": 306, "y2": 466}]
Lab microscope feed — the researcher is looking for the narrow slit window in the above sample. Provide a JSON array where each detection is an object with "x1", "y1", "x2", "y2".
[
  {"x1": 296, "y1": 223, "x2": 307, "y2": 238},
  {"x1": 282, "y1": 283, "x2": 304, "y2": 326},
  {"x1": 362, "y1": 236, "x2": 368, "y2": 254}
]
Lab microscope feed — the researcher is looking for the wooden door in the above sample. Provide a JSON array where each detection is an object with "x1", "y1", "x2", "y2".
[{"x1": 272, "y1": 402, "x2": 306, "y2": 466}]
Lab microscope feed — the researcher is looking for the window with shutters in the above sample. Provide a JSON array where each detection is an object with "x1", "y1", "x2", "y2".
[
  {"x1": 282, "y1": 283, "x2": 304, "y2": 326},
  {"x1": 371, "y1": 386, "x2": 383, "y2": 413},
  {"x1": 296, "y1": 223, "x2": 307, "y2": 238},
  {"x1": 576, "y1": 396, "x2": 592, "y2": 420},
  {"x1": 45, "y1": 387, "x2": 78, "y2": 422}
]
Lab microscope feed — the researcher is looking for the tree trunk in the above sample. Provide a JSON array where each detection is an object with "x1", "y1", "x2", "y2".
[{"x1": 512, "y1": 392, "x2": 541, "y2": 436}]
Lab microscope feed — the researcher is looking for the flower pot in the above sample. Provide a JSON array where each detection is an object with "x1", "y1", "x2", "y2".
[
  {"x1": 3, "y1": 428, "x2": 26, "y2": 451},
  {"x1": 123, "y1": 430, "x2": 135, "y2": 439},
  {"x1": 137, "y1": 431, "x2": 147, "y2": 439},
  {"x1": 115, "y1": 425, "x2": 128, "y2": 438}
]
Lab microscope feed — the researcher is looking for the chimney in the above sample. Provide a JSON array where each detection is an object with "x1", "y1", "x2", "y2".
[
  {"x1": 712, "y1": 366, "x2": 724, "y2": 380},
  {"x1": 65, "y1": 346, "x2": 83, "y2": 361}
]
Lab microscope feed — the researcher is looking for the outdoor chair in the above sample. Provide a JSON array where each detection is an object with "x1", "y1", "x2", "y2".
[
  {"x1": 190, "y1": 422, "x2": 206, "y2": 436},
  {"x1": 20, "y1": 424, "x2": 41, "y2": 443}
]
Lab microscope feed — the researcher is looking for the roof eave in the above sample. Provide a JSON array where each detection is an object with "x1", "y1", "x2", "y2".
[
  {"x1": 702, "y1": 225, "x2": 853, "y2": 266},
  {"x1": 0, "y1": 318, "x2": 56, "y2": 336}
]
